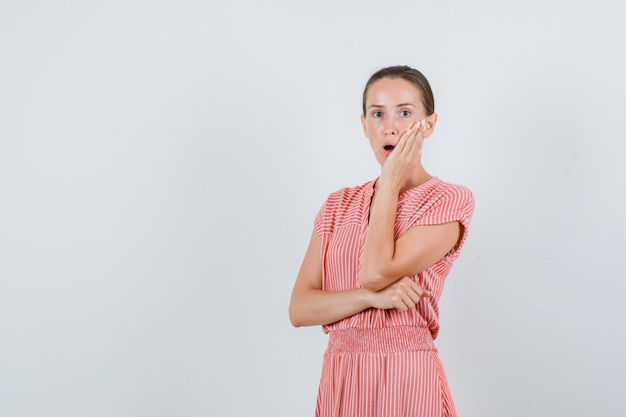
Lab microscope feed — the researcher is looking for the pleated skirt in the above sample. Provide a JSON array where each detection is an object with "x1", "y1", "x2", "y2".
[{"x1": 315, "y1": 327, "x2": 457, "y2": 417}]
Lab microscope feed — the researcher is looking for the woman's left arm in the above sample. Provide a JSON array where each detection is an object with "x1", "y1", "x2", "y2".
[
  {"x1": 358, "y1": 183, "x2": 461, "y2": 291},
  {"x1": 358, "y1": 121, "x2": 461, "y2": 291}
]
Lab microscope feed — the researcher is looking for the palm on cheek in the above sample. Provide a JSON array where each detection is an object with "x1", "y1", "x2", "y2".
[{"x1": 380, "y1": 120, "x2": 426, "y2": 189}]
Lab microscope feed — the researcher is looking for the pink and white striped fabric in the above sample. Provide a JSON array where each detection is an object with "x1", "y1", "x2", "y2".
[{"x1": 313, "y1": 177, "x2": 474, "y2": 417}]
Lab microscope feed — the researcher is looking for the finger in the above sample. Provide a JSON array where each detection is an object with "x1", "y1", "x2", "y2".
[
  {"x1": 406, "y1": 120, "x2": 426, "y2": 155},
  {"x1": 390, "y1": 285, "x2": 414, "y2": 310},
  {"x1": 415, "y1": 282, "x2": 433, "y2": 298},
  {"x1": 394, "y1": 121, "x2": 417, "y2": 154},
  {"x1": 402, "y1": 292, "x2": 417, "y2": 309},
  {"x1": 394, "y1": 299, "x2": 408, "y2": 311},
  {"x1": 398, "y1": 300, "x2": 413, "y2": 311},
  {"x1": 392, "y1": 284, "x2": 417, "y2": 308},
  {"x1": 405, "y1": 123, "x2": 425, "y2": 159},
  {"x1": 420, "y1": 119, "x2": 428, "y2": 140},
  {"x1": 405, "y1": 288, "x2": 422, "y2": 305},
  {"x1": 411, "y1": 119, "x2": 426, "y2": 144},
  {"x1": 401, "y1": 120, "x2": 421, "y2": 152},
  {"x1": 400, "y1": 120, "x2": 420, "y2": 148},
  {"x1": 404, "y1": 278, "x2": 433, "y2": 300}
]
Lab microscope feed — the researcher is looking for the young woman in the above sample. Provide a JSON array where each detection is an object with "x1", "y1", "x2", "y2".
[{"x1": 289, "y1": 65, "x2": 475, "y2": 417}]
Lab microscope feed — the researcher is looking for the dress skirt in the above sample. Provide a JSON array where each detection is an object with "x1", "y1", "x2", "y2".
[{"x1": 315, "y1": 327, "x2": 457, "y2": 417}]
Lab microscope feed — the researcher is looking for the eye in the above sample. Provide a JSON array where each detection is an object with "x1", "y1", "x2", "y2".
[
  {"x1": 372, "y1": 111, "x2": 383, "y2": 118},
  {"x1": 400, "y1": 110, "x2": 411, "y2": 117}
]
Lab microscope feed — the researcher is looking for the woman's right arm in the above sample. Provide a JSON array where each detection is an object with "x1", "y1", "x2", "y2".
[{"x1": 289, "y1": 230, "x2": 431, "y2": 327}]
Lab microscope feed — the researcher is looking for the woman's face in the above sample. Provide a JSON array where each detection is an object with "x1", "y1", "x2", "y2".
[{"x1": 361, "y1": 77, "x2": 435, "y2": 167}]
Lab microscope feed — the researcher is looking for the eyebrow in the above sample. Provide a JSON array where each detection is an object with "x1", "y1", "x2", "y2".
[{"x1": 366, "y1": 103, "x2": 417, "y2": 110}]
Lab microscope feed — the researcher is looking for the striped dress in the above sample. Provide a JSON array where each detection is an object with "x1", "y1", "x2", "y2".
[{"x1": 313, "y1": 176, "x2": 475, "y2": 417}]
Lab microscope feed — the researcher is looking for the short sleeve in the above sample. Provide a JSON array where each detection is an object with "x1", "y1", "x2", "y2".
[
  {"x1": 412, "y1": 184, "x2": 475, "y2": 257},
  {"x1": 313, "y1": 192, "x2": 337, "y2": 237},
  {"x1": 313, "y1": 200, "x2": 327, "y2": 237}
]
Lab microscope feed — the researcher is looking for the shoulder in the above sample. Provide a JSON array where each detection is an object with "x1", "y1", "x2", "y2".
[
  {"x1": 324, "y1": 179, "x2": 375, "y2": 208},
  {"x1": 399, "y1": 177, "x2": 475, "y2": 227},
  {"x1": 418, "y1": 177, "x2": 474, "y2": 208},
  {"x1": 428, "y1": 178, "x2": 475, "y2": 224},
  {"x1": 314, "y1": 179, "x2": 375, "y2": 233},
  {"x1": 400, "y1": 177, "x2": 473, "y2": 209}
]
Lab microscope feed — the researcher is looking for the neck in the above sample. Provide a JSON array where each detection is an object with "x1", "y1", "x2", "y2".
[{"x1": 398, "y1": 169, "x2": 432, "y2": 194}]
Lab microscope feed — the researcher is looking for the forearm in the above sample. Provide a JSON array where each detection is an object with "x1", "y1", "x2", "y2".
[
  {"x1": 289, "y1": 287, "x2": 374, "y2": 327},
  {"x1": 359, "y1": 183, "x2": 401, "y2": 291}
]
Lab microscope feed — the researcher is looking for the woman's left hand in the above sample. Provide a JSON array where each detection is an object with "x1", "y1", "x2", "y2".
[{"x1": 379, "y1": 119, "x2": 426, "y2": 192}]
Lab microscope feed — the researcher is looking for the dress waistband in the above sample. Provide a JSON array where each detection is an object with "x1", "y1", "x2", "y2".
[{"x1": 325, "y1": 326, "x2": 436, "y2": 354}]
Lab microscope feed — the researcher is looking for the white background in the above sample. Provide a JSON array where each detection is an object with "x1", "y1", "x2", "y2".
[{"x1": 1, "y1": 1, "x2": 625, "y2": 416}]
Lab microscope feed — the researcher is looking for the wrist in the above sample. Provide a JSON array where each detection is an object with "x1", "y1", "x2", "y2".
[
  {"x1": 358, "y1": 287, "x2": 377, "y2": 308},
  {"x1": 376, "y1": 177, "x2": 402, "y2": 196}
]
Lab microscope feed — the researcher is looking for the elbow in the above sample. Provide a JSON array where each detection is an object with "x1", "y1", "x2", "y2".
[
  {"x1": 359, "y1": 251, "x2": 397, "y2": 290},
  {"x1": 288, "y1": 305, "x2": 304, "y2": 328},
  {"x1": 359, "y1": 259, "x2": 391, "y2": 291},
  {"x1": 358, "y1": 272, "x2": 388, "y2": 292},
  {"x1": 289, "y1": 316, "x2": 303, "y2": 328},
  {"x1": 359, "y1": 258, "x2": 399, "y2": 291}
]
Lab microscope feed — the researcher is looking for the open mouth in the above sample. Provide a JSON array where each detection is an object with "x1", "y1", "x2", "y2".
[{"x1": 383, "y1": 145, "x2": 395, "y2": 151}]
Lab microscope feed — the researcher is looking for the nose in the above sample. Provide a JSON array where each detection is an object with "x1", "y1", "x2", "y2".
[{"x1": 383, "y1": 118, "x2": 399, "y2": 136}]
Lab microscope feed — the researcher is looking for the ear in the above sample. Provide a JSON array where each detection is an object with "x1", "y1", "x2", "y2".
[
  {"x1": 360, "y1": 114, "x2": 368, "y2": 138},
  {"x1": 423, "y1": 113, "x2": 438, "y2": 139}
]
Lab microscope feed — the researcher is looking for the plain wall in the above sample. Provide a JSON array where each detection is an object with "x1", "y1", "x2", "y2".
[{"x1": 1, "y1": 1, "x2": 625, "y2": 416}]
